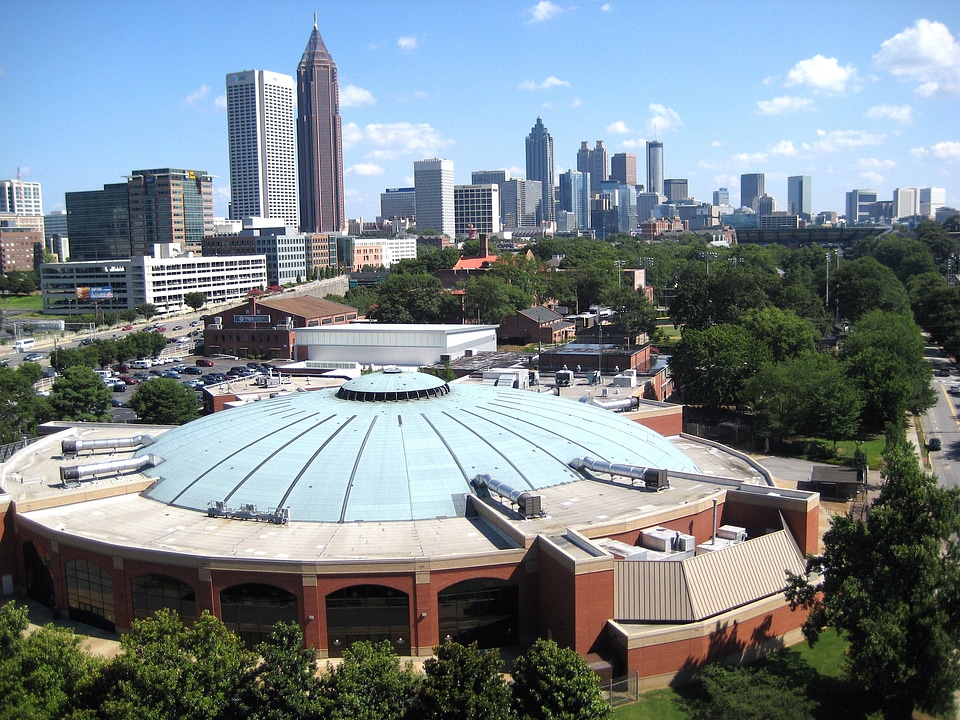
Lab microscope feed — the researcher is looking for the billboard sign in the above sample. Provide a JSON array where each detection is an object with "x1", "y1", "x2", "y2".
[{"x1": 234, "y1": 314, "x2": 271, "y2": 324}]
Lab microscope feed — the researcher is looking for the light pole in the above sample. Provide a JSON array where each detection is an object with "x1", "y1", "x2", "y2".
[{"x1": 614, "y1": 260, "x2": 625, "y2": 288}]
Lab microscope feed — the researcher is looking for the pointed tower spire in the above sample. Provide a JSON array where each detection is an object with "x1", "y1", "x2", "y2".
[{"x1": 313, "y1": 11, "x2": 317, "y2": 29}]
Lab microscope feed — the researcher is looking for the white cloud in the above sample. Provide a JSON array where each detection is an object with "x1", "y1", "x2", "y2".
[
  {"x1": 620, "y1": 138, "x2": 643, "y2": 149},
  {"x1": 397, "y1": 36, "x2": 418, "y2": 51},
  {"x1": 518, "y1": 76, "x2": 570, "y2": 90},
  {"x1": 874, "y1": 19, "x2": 960, "y2": 96},
  {"x1": 785, "y1": 54, "x2": 858, "y2": 93},
  {"x1": 348, "y1": 163, "x2": 386, "y2": 176},
  {"x1": 711, "y1": 140, "x2": 724, "y2": 148},
  {"x1": 646, "y1": 103, "x2": 682, "y2": 134},
  {"x1": 855, "y1": 158, "x2": 896, "y2": 170},
  {"x1": 731, "y1": 152, "x2": 769, "y2": 164},
  {"x1": 343, "y1": 121, "x2": 454, "y2": 160},
  {"x1": 568, "y1": 97, "x2": 582, "y2": 108},
  {"x1": 214, "y1": 94, "x2": 226, "y2": 111},
  {"x1": 600, "y1": 3, "x2": 611, "y2": 10},
  {"x1": 756, "y1": 95, "x2": 814, "y2": 115},
  {"x1": 527, "y1": 1, "x2": 562, "y2": 22},
  {"x1": 769, "y1": 140, "x2": 799, "y2": 156},
  {"x1": 931, "y1": 141, "x2": 960, "y2": 161},
  {"x1": 214, "y1": 186, "x2": 231, "y2": 204},
  {"x1": 866, "y1": 104, "x2": 913, "y2": 124},
  {"x1": 606, "y1": 120, "x2": 631, "y2": 134},
  {"x1": 911, "y1": 146, "x2": 928, "y2": 160},
  {"x1": 859, "y1": 171, "x2": 885, "y2": 185},
  {"x1": 808, "y1": 129, "x2": 885, "y2": 153},
  {"x1": 182, "y1": 84, "x2": 210, "y2": 106},
  {"x1": 341, "y1": 84, "x2": 376, "y2": 107}
]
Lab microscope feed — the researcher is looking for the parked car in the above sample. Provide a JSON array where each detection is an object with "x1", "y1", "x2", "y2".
[
  {"x1": 171, "y1": 364, "x2": 187, "y2": 373},
  {"x1": 119, "y1": 375, "x2": 139, "y2": 385},
  {"x1": 196, "y1": 359, "x2": 215, "y2": 367},
  {"x1": 161, "y1": 371, "x2": 181, "y2": 379},
  {"x1": 111, "y1": 398, "x2": 128, "y2": 408},
  {"x1": 133, "y1": 372, "x2": 151, "y2": 381},
  {"x1": 182, "y1": 366, "x2": 204, "y2": 375},
  {"x1": 928, "y1": 437, "x2": 942, "y2": 451},
  {"x1": 115, "y1": 363, "x2": 132, "y2": 373},
  {"x1": 173, "y1": 325, "x2": 183, "y2": 331},
  {"x1": 112, "y1": 381, "x2": 126, "y2": 392}
]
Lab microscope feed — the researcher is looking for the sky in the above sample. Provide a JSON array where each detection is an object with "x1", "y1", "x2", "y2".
[{"x1": 3, "y1": 1, "x2": 960, "y2": 222}]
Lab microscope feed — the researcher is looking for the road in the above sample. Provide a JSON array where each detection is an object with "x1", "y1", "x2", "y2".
[{"x1": 920, "y1": 376, "x2": 960, "y2": 488}]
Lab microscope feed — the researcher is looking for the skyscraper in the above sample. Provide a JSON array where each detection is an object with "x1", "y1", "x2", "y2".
[
  {"x1": 920, "y1": 187, "x2": 947, "y2": 217},
  {"x1": 740, "y1": 173, "x2": 765, "y2": 211},
  {"x1": 893, "y1": 187, "x2": 919, "y2": 220},
  {"x1": 525, "y1": 117, "x2": 555, "y2": 224},
  {"x1": 226, "y1": 70, "x2": 298, "y2": 227},
  {"x1": 663, "y1": 179, "x2": 688, "y2": 203},
  {"x1": 500, "y1": 179, "x2": 542, "y2": 228},
  {"x1": 297, "y1": 17, "x2": 345, "y2": 234},
  {"x1": 846, "y1": 189, "x2": 878, "y2": 224},
  {"x1": 414, "y1": 158, "x2": 454, "y2": 238},
  {"x1": 127, "y1": 168, "x2": 214, "y2": 257},
  {"x1": 610, "y1": 153, "x2": 637, "y2": 186},
  {"x1": 576, "y1": 141, "x2": 608, "y2": 194},
  {"x1": 559, "y1": 170, "x2": 591, "y2": 232},
  {"x1": 65, "y1": 183, "x2": 131, "y2": 261},
  {"x1": 0, "y1": 179, "x2": 43, "y2": 216},
  {"x1": 646, "y1": 141, "x2": 663, "y2": 195},
  {"x1": 454, "y1": 184, "x2": 501, "y2": 236},
  {"x1": 787, "y1": 176, "x2": 811, "y2": 218},
  {"x1": 713, "y1": 188, "x2": 730, "y2": 206}
]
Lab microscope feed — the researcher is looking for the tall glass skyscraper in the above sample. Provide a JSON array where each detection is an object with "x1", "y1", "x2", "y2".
[
  {"x1": 525, "y1": 117, "x2": 555, "y2": 224},
  {"x1": 226, "y1": 69, "x2": 298, "y2": 228},
  {"x1": 297, "y1": 18, "x2": 345, "y2": 234},
  {"x1": 414, "y1": 158, "x2": 454, "y2": 238},
  {"x1": 740, "y1": 173, "x2": 765, "y2": 211},
  {"x1": 646, "y1": 141, "x2": 663, "y2": 195},
  {"x1": 559, "y1": 170, "x2": 591, "y2": 232},
  {"x1": 787, "y1": 175, "x2": 811, "y2": 218}
]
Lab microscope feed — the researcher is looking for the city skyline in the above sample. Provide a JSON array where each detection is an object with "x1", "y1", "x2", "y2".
[{"x1": 4, "y1": 2, "x2": 960, "y2": 222}]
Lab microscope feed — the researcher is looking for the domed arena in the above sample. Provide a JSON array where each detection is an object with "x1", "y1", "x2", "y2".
[{"x1": 0, "y1": 369, "x2": 819, "y2": 685}]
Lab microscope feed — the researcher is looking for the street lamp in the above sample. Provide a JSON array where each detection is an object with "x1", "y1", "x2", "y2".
[{"x1": 614, "y1": 260, "x2": 625, "y2": 288}]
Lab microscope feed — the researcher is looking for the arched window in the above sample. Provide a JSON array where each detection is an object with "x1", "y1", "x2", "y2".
[
  {"x1": 64, "y1": 558, "x2": 115, "y2": 633},
  {"x1": 325, "y1": 585, "x2": 410, "y2": 658},
  {"x1": 131, "y1": 574, "x2": 197, "y2": 624},
  {"x1": 219, "y1": 583, "x2": 298, "y2": 649},
  {"x1": 438, "y1": 578, "x2": 518, "y2": 649}
]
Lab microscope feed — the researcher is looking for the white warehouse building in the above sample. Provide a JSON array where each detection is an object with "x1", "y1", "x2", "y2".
[{"x1": 40, "y1": 255, "x2": 268, "y2": 316}]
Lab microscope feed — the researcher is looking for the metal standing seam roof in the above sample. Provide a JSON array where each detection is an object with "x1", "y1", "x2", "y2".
[{"x1": 139, "y1": 369, "x2": 700, "y2": 523}]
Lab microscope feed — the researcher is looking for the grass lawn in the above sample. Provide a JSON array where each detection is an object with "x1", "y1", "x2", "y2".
[
  {"x1": 819, "y1": 435, "x2": 887, "y2": 470},
  {"x1": 613, "y1": 630, "x2": 851, "y2": 719},
  {"x1": 0, "y1": 295, "x2": 42, "y2": 311}
]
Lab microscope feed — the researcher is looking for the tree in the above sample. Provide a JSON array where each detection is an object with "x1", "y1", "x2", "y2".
[
  {"x1": 511, "y1": 638, "x2": 611, "y2": 720},
  {"x1": 601, "y1": 286, "x2": 657, "y2": 341},
  {"x1": 831, "y1": 256, "x2": 910, "y2": 322},
  {"x1": 321, "y1": 640, "x2": 420, "y2": 720},
  {"x1": 414, "y1": 641, "x2": 512, "y2": 720},
  {"x1": 134, "y1": 303, "x2": 157, "y2": 320},
  {"x1": 117, "y1": 331, "x2": 167, "y2": 362},
  {"x1": 130, "y1": 378, "x2": 200, "y2": 424},
  {"x1": 96, "y1": 610, "x2": 255, "y2": 720},
  {"x1": 0, "y1": 365, "x2": 52, "y2": 443},
  {"x1": 0, "y1": 601, "x2": 102, "y2": 720},
  {"x1": 462, "y1": 275, "x2": 531, "y2": 324},
  {"x1": 50, "y1": 366, "x2": 112, "y2": 421},
  {"x1": 739, "y1": 307, "x2": 818, "y2": 363},
  {"x1": 240, "y1": 622, "x2": 326, "y2": 720},
  {"x1": 682, "y1": 664, "x2": 816, "y2": 720},
  {"x1": 183, "y1": 292, "x2": 207, "y2": 311},
  {"x1": 786, "y1": 443, "x2": 960, "y2": 718},
  {"x1": 370, "y1": 272, "x2": 451, "y2": 323}
]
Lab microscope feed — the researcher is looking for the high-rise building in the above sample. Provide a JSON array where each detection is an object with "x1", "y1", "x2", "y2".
[
  {"x1": 471, "y1": 170, "x2": 509, "y2": 186},
  {"x1": 414, "y1": 158, "x2": 454, "y2": 238},
  {"x1": 65, "y1": 183, "x2": 131, "y2": 260},
  {"x1": 646, "y1": 141, "x2": 664, "y2": 195},
  {"x1": 454, "y1": 184, "x2": 501, "y2": 236},
  {"x1": 740, "y1": 173, "x2": 765, "y2": 211},
  {"x1": 637, "y1": 192, "x2": 666, "y2": 223},
  {"x1": 0, "y1": 179, "x2": 43, "y2": 217},
  {"x1": 380, "y1": 187, "x2": 416, "y2": 220},
  {"x1": 663, "y1": 179, "x2": 688, "y2": 203},
  {"x1": 845, "y1": 189, "x2": 878, "y2": 224},
  {"x1": 226, "y1": 69, "x2": 298, "y2": 227},
  {"x1": 713, "y1": 187, "x2": 730, "y2": 206},
  {"x1": 297, "y1": 18, "x2": 345, "y2": 234},
  {"x1": 576, "y1": 141, "x2": 608, "y2": 194},
  {"x1": 500, "y1": 179, "x2": 542, "y2": 228},
  {"x1": 756, "y1": 194, "x2": 777, "y2": 217},
  {"x1": 610, "y1": 153, "x2": 637, "y2": 186},
  {"x1": 525, "y1": 117, "x2": 555, "y2": 224},
  {"x1": 893, "y1": 188, "x2": 919, "y2": 220},
  {"x1": 126, "y1": 168, "x2": 214, "y2": 257},
  {"x1": 559, "y1": 170, "x2": 591, "y2": 232},
  {"x1": 920, "y1": 187, "x2": 947, "y2": 217},
  {"x1": 787, "y1": 176, "x2": 812, "y2": 218}
]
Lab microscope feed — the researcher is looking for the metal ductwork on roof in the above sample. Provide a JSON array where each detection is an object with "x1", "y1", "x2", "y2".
[
  {"x1": 471, "y1": 473, "x2": 545, "y2": 519},
  {"x1": 60, "y1": 454, "x2": 163, "y2": 484},
  {"x1": 61, "y1": 435, "x2": 156, "y2": 455},
  {"x1": 570, "y1": 456, "x2": 669, "y2": 491},
  {"x1": 577, "y1": 395, "x2": 640, "y2": 412}
]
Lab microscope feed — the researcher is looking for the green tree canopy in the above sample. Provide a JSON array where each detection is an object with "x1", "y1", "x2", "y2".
[
  {"x1": 511, "y1": 638, "x2": 611, "y2": 720},
  {"x1": 50, "y1": 366, "x2": 112, "y2": 422},
  {"x1": 462, "y1": 275, "x2": 531, "y2": 324},
  {"x1": 183, "y1": 292, "x2": 206, "y2": 311},
  {"x1": 739, "y1": 306, "x2": 819, "y2": 363},
  {"x1": 683, "y1": 664, "x2": 817, "y2": 720},
  {"x1": 786, "y1": 443, "x2": 960, "y2": 719},
  {"x1": 0, "y1": 365, "x2": 52, "y2": 442},
  {"x1": 134, "y1": 303, "x2": 157, "y2": 320},
  {"x1": 414, "y1": 641, "x2": 513, "y2": 720},
  {"x1": 831, "y1": 256, "x2": 910, "y2": 322},
  {"x1": 129, "y1": 378, "x2": 200, "y2": 425},
  {"x1": 321, "y1": 640, "x2": 421, "y2": 720}
]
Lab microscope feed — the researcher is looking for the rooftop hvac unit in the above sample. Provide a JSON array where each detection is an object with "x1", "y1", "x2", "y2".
[
  {"x1": 440, "y1": 354, "x2": 452, "y2": 362},
  {"x1": 464, "y1": 349, "x2": 474, "y2": 357},
  {"x1": 643, "y1": 468, "x2": 669, "y2": 490},
  {"x1": 717, "y1": 525, "x2": 747, "y2": 542}
]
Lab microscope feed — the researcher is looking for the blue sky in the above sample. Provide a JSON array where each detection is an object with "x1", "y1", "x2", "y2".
[{"x1": 3, "y1": 1, "x2": 960, "y2": 221}]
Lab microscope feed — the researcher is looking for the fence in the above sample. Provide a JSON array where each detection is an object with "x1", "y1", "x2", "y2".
[
  {"x1": 600, "y1": 671, "x2": 639, "y2": 707},
  {"x1": 0, "y1": 436, "x2": 39, "y2": 463}
]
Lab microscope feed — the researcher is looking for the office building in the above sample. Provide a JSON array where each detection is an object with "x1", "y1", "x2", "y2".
[
  {"x1": 297, "y1": 18, "x2": 345, "y2": 234},
  {"x1": 740, "y1": 174, "x2": 765, "y2": 211},
  {"x1": 646, "y1": 141, "x2": 664, "y2": 195},
  {"x1": 846, "y1": 189, "x2": 878, "y2": 224},
  {"x1": 617, "y1": 182, "x2": 638, "y2": 233},
  {"x1": 637, "y1": 192, "x2": 666, "y2": 223},
  {"x1": 500, "y1": 179, "x2": 542, "y2": 228},
  {"x1": 525, "y1": 117, "x2": 555, "y2": 224},
  {"x1": 0, "y1": 179, "x2": 43, "y2": 217},
  {"x1": 471, "y1": 170, "x2": 509, "y2": 187},
  {"x1": 226, "y1": 69, "x2": 298, "y2": 227},
  {"x1": 126, "y1": 168, "x2": 214, "y2": 257},
  {"x1": 0, "y1": 221, "x2": 41, "y2": 272},
  {"x1": 65, "y1": 183, "x2": 131, "y2": 260},
  {"x1": 663, "y1": 179, "x2": 688, "y2": 203},
  {"x1": 455, "y1": 184, "x2": 501, "y2": 236},
  {"x1": 920, "y1": 187, "x2": 947, "y2": 218},
  {"x1": 713, "y1": 188, "x2": 730, "y2": 206},
  {"x1": 558, "y1": 170, "x2": 591, "y2": 232},
  {"x1": 756, "y1": 194, "x2": 777, "y2": 217},
  {"x1": 610, "y1": 153, "x2": 637, "y2": 186},
  {"x1": 893, "y1": 188, "x2": 919, "y2": 220},
  {"x1": 414, "y1": 158, "x2": 455, "y2": 238},
  {"x1": 40, "y1": 254, "x2": 267, "y2": 315},
  {"x1": 380, "y1": 187, "x2": 416, "y2": 220},
  {"x1": 577, "y1": 141, "x2": 608, "y2": 194},
  {"x1": 787, "y1": 176, "x2": 811, "y2": 219},
  {"x1": 43, "y1": 210, "x2": 69, "y2": 262}
]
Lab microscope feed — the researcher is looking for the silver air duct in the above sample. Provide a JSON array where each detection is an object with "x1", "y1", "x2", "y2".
[
  {"x1": 471, "y1": 473, "x2": 544, "y2": 519},
  {"x1": 62, "y1": 435, "x2": 156, "y2": 455},
  {"x1": 570, "y1": 456, "x2": 669, "y2": 491},
  {"x1": 60, "y1": 454, "x2": 163, "y2": 484}
]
